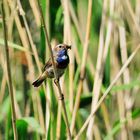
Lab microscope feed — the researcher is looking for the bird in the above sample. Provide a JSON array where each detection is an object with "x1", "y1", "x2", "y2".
[{"x1": 32, "y1": 44, "x2": 71, "y2": 87}]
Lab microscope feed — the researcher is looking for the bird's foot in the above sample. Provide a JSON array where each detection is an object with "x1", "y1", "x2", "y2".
[
  {"x1": 54, "y1": 78, "x2": 59, "y2": 86},
  {"x1": 58, "y1": 93, "x2": 64, "y2": 100}
]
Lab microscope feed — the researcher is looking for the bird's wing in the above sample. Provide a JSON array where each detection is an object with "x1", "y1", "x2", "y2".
[
  {"x1": 43, "y1": 57, "x2": 58, "y2": 71},
  {"x1": 43, "y1": 58, "x2": 52, "y2": 71}
]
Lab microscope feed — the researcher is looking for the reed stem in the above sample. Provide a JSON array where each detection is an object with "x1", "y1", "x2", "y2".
[
  {"x1": 37, "y1": 0, "x2": 72, "y2": 139},
  {"x1": 1, "y1": 2, "x2": 18, "y2": 140},
  {"x1": 75, "y1": 44, "x2": 140, "y2": 140},
  {"x1": 70, "y1": 0, "x2": 92, "y2": 135}
]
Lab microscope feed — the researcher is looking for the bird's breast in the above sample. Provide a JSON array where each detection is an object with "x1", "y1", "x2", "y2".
[
  {"x1": 46, "y1": 67, "x2": 65, "y2": 78},
  {"x1": 56, "y1": 55, "x2": 69, "y2": 69}
]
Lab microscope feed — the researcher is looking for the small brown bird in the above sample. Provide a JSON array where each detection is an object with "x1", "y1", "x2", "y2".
[{"x1": 32, "y1": 44, "x2": 71, "y2": 87}]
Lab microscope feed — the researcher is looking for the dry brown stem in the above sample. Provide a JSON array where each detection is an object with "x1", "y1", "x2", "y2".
[
  {"x1": 1, "y1": 2, "x2": 18, "y2": 139},
  {"x1": 37, "y1": 0, "x2": 72, "y2": 139},
  {"x1": 75, "y1": 44, "x2": 140, "y2": 140}
]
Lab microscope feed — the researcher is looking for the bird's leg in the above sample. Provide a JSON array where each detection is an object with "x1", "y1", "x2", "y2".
[
  {"x1": 54, "y1": 78, "x2": 59, "y2": 86},
  {"x1": 54, "y1": 78, "x2": 64, "y2": 100},
  {"x1": 58, "y1": 93, "x2": 64, "y2": 100}
]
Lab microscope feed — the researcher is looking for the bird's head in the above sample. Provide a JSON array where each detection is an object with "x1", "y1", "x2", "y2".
[{"x1": 53, "y1": 44, "x2": 71, "y2": 56}]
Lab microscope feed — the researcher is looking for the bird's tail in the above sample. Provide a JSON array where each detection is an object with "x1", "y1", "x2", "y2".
[{"x1": 32, "y1": 73, "x2": 46, "y2": 87}]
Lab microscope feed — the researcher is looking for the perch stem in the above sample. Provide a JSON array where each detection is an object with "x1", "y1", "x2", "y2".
[{"x1": 37, "y1": 0, "x2": 72, "y2": 139}]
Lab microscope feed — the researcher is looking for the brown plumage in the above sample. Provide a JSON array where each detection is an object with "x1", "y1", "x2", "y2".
[{"x1": 32, "y1": 73, "x2": 46, "y2": 87}]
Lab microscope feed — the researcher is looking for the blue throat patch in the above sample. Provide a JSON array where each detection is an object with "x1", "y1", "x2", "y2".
[
  {"x1": 58, "y1": 49, "x2": 67, "y2": 57},
  {"x1": 56, "y1": 49, "x2": 69, "y2": 68}
]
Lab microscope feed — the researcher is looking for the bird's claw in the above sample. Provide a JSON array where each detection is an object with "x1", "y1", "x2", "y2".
[
  {"x1": 58, "y1": 94, "x2": 64, "y2": 100},
  {"x1": 54, "y1": 78, "x2": 59, "y2": 86}
]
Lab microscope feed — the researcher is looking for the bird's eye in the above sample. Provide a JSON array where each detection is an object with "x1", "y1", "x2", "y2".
[{"x1": 59, "y1": 45, "x2": 61, "y2": 48}]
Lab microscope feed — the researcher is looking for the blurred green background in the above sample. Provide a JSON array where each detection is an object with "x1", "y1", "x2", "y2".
[{"x1": 0, "y1": 0, "x2": 140, "y2": 140}]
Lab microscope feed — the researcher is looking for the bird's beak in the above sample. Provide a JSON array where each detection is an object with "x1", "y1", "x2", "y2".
[{"x1": 66, "y1": 45, "x2": 71, "y2": 50}]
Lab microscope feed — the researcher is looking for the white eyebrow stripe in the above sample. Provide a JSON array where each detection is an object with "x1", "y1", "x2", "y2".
[{"x1": 61, "y1": 55, "x2": 67, "y2": 60}]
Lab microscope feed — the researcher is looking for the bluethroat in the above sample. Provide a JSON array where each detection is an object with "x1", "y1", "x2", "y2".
[{"x1": 32, "y1": 44, "x2": 71, "y2": 87}]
